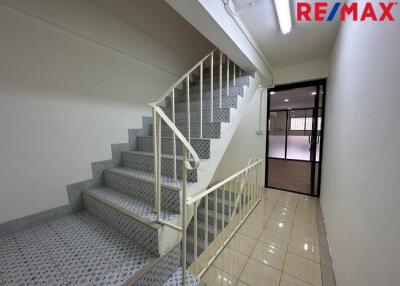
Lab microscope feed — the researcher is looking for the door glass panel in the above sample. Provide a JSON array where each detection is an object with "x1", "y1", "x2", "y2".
[
  {"x1": 267, "y1": 85, "x2": 324, "y2": 196},
  {"x1": 268, "y1": 111, "x2": 287, "y2": 158},
  {"x1": 286, "y1": 109, "x2": 313, "y2": 160}
]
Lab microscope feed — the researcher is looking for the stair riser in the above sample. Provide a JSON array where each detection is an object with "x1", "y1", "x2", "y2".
[
  {"x1": 158, "y1": 122, "x2": 221, "y2": 139},
  {"x1": 199, "y1": 76, "x2": 250, "y2": 88},
  {"x1": 170, "y1": 108, "x2": 231, "y2": 124},
  {"x1": 122, "y1": 152, "x2": 197, "y2": 182},
  {"x1": 83, "y1": 195, "x2": 160, "y2": 255},
  {"x1": 166, "y1": 96, "x2": 238, "y2": 112},
  {"x1": 104, "y1": 170, "x2": 180, "y2": 213},
  {"x1": 181, "y1": 85, "x2": 245, "y2": 101},
  {"x1": 136, "y1": 137, "x2": 210, "y2": 159}
]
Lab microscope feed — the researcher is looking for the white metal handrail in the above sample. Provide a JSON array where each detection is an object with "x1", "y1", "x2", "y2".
[
  {"x1": 187, "y1": 159, "x2": 263, "y2": 277},
  {"x1": 149, "y1": 48, "x2": 244, "y2": 285}
]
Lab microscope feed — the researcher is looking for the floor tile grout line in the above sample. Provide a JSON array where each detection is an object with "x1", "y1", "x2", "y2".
[
  {"x1": 278, "y1": 192, "x2": 298, "y2": 286},
  {"x1": 31, "y1": 222, "x2": 70, "y2": 285}
]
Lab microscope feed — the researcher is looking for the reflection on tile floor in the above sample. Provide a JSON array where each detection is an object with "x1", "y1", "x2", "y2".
[
  {"x1": 0, "y1": 211, "x2": 155, "y2": 286},
  {"x1": 202, "y1": 188, "x2": 336, "y2": 286}
]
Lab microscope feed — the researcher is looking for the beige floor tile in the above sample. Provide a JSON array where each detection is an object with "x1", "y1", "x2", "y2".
[
  {"x1": 270, "y1": 210, "x2": 295, "y2": 222},
  {"x1": 276, "y1": 201, "x2": 297, "y2": 210},
  {"x1": 202, "y1": 265, "x2": 237, "y2": 286},
  {"x1": 265, "y1": 218, "x2": 292, "y2": 235},
  {"x1": 283, "y1": 253, "x2": 322, "y2": 286},
  {"x1": 235, "y1": 281, "x2": 250, "y2": 286},
  {"x1": 215, "y1": 247, "x2": 249, "y2": 278},
  {"x1": 250, "y1": 241, "x2": 286, "y2": 270},
  {"x1": 238, "y1": 221, "x2": 263, "y2": 239},
  {"x1": 291, "y1": 224, "x2": 318, "y2": 243},
  {"x1": 248, "y1": 213, "x2": 270, "y2": 227},
  {"x1": 259, "y1": 228, "x2": 290, "y2": 250},
  {"x1": 228, "y1": 233, "x2": 258, "y2": 256},
  {"x1": 239, "y1": 258, "x2": 281, "y2": 286},
  {"x1": 294, "y1": 216, "x2": 317, "y2": 228},
  {"x1": 287, "y1": 237, "x2": 320, "y2": 263},
  {"x1": 280, "y1": 274, "x2": 313, "y2": 286},
  {"x1": 253, "y1": 205, "x2": 274, "y2": 217}
]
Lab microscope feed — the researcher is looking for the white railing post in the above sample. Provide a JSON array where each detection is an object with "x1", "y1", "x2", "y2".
[
  {"x1": 229, "y1": 181, "x2": 232, "y2": 219},
  {"x1": 210, "y1": 53, "x2": 214, "y2": 122},
  {"x1": 153, "y1": 109, "x2": 158, "y2": 214},
  {"x1": 205, "y1": 194, "x2": 209, "y2": 247},
  {"x1": 200, "y1": 63, "x2": 203, "y2": 139},
  {"x1": 233, "y1": 63, "x2": 236, "y2": 86},
  {"x1": 156, "y1": 114, "x2": 162, "y2": 219},
  {"x1": 194, "y1": 201, "x2": 198, "y2": 274},
  {"x1": 219, "y1": 51, "x2": 222, "y2": 109},
  {"x1": 226, "y1": 58, "x2": 230, "y2": 97},
  {"x1": 222, "y1": 185, "x2": 225, "y2": 229},
  {"x1": 172, "y1": 90, "x2": 177, "y2": 181},
  {"x1": 214, "y1": 191, "x2": 218, "y2": 236},
  {"x1": 182, "y1": 148, "x2": 187, "y2": 286},
  {"x1": 186, "y1": 75, "x2": 191, "y2": 143}
]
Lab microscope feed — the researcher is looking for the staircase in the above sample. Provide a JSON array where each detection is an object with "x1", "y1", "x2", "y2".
[{"x1": 0, "y1": 50, "x2": 260, "y2": 286}]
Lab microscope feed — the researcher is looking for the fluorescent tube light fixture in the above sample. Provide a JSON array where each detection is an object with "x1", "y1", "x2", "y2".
[{"x1": 273, "y1": 0, "x2": 292, "y2": 34}]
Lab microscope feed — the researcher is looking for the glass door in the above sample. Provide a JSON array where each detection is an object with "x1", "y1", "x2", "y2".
[{"x1": 266, "y1": 81, "x2": 325, "y2": 196}]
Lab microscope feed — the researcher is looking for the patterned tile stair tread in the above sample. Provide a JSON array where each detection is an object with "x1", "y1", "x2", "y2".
[
  {"x1": 85, "y1": 187, "x2": 178, "y2": 222},
  {"x1": 0, "y1": 211, "x2": 156, "y2": 286},
  {"x1": 108, "y1": 167, "x2": 191, "y2": 190},
  {"x1": 124, "y1": 150, "x2": 196, "y2": 162},
  {"x1": 163, "y1": 268, "x2": 201, "y2": 286}
]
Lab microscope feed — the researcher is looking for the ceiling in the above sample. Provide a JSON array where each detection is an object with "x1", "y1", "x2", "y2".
[{"x1": 231, "y1": 0, "x2": 342, "y2": 69}]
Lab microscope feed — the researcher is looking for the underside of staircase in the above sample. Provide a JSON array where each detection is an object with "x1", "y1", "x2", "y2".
[{"x1": 0, "y1": 57, "x2": 258, "y2": 286}]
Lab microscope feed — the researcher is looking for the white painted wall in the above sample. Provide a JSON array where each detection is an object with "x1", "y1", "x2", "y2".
[
  {"x1": 320, "y1": 10, "x2": 400, "y2": 286},
  {"x1": 213, "y1": 88, "x2": 267, "y2": 185},
  {"x1": 274, "y1": 58, "x2": 330, "y2": 85},
  {"x1": 0, "y1": 0, "x2": 212, "y2": 223}
]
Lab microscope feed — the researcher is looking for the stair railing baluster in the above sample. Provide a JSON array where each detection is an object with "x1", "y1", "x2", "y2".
[
  {"x1": 226, "y1": 58, "x2": 230, "y2": 97},
  {"x1": 222, "y1": 184, "x2": 225, "y2": 229},
  {"x1": 156, "y1": 114, "x2": 162, "y2": 219},
  {"x1": 182, "y1": 147, "x2": 187, "y2": 286},
  {"x1": 214, "y1": 190, "x2": 218, "y2": 236},
  {"x1": 186, "y1": 75, "x2": 190, "y2": 144},
  {"x1": 153, "y1": 109, "x2": 158, "y2": 215},
  {"x1": 233, "y1": 63, "x2": 236, "y2": 86},
  {"x1": 200, "y1": 63, "x2": 203, "y2": 139},
  {"x1": 172, "y1": 90, "x2": 177, "y2": 182},
  {"x1": 205, "y1": 194, "x2": 208, "y2": 247},
  {"x1": 194, "y1": 201, "x2": 198, "y2": 274},
  {"x1": 229, "y1": 181, "x2": 232, "y2": 220},
  {"x1": 219, "y1": 51, "x2": 222, "y2": 109},
  {"x1": 210, "y1": 52, "x2": 214, "y2": 122}
]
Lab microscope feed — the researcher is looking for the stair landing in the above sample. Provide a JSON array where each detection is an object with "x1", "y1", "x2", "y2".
[{"x1": 0, "y1": 211, "x2": 156, "y2": 286}]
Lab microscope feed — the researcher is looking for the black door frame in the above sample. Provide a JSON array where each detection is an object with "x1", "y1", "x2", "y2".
[{"x1": 264, "y1": 79, "x2": 327, "y2": 197}]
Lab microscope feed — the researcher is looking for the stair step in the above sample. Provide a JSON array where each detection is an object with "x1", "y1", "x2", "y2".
[
  {"x1": 6, "y1": 211, "x2": 158, "y2": 286},
  {"x1": 166, "y1": 95, "x2": 239, "y2": 111},
  {"x1": 83, "y1": 187, "x2": 180, "y2": 255},
  {"x1": 168, "y1": 107, "x2": 231, "y2": 124},
  {"x1": 104, "y1": 167, "x2": 182, "y2": 213},
  {"x1": 121, "y1": 151, "x2": 198, "y2": 182},
  {"x1": 175, "y1": 85, "x2": 245, "y2": 102},
  {"x1": 136, "y1": 136, "x2": 210, "y2": 159},
  {"x1": 156, "y1": 121, "x2": 221, "y2": 139},
  {"x1": 163, "y1": 268, "x2": 201, "y2": 286}
]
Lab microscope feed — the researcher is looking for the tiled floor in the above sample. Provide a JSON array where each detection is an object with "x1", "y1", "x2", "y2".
[{"x1": 202, "y1": 188, "x2": 336, "y2": 286}]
